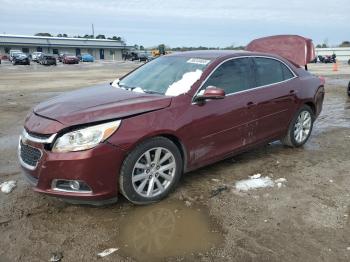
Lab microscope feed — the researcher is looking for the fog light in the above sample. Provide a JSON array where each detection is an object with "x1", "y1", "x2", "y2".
[
  {"x1": 52, "y1": 179, "x2": 92, "y2": 193},
  {"x1": 69, "y1": 181, "x2": 80, "y2": 190}
]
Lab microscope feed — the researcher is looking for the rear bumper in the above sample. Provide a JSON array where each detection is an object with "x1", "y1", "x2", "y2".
[{"x1": 20, "y1": 141, "x2": 126, "y2": 204}]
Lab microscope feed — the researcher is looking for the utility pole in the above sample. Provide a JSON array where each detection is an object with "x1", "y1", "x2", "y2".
[{"x1": 92, "y1": 23, "x2": 95, "y2": 38}]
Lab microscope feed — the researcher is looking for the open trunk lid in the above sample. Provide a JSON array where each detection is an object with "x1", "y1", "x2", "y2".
[{"x1": 246, "y1": 35, "x2": 315, "y2": 67}]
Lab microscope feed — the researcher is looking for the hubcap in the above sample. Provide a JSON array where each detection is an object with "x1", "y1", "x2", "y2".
[
  {"x1": 132, "y1": 147, "x2": 176, "y2": 198},
  {"x1": 294, "y1": 110, "x2": 312, "y2": 143}
]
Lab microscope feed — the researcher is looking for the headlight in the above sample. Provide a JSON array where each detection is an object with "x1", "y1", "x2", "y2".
[{"x1": 52, "y1": 120, "x2": 121, "y2": 153}]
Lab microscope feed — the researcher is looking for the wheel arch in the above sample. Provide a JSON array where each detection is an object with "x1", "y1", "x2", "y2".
[
  {"x1": 304, "y1": 101, "x2": 316, "y2": 115},
  {"x1": 123, "y1": 132, "x2": 189, "y2": 173},
  {"x1": 159, "y1": 134, "x2": 188, "y2": 173}
]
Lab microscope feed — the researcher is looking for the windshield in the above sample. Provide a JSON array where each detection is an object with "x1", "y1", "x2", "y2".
[{"x1": 119, "y1": 56, "x2": 211, "y2": 96}]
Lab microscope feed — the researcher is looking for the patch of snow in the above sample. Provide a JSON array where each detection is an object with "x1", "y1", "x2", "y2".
[
  {"x1": 235, "y1": 176, "x2": 274, "y2": 191},
  {"x1": 0, "y1": 180, "x2": 16, "y2": 194},
  {"x1": 111, "y1": 78, "x2": 120, "y2": 88},
  {"x1": 165, "y1": 69, "x2": 202, "y2": 96},
  {"x1": 250, "y1": 173, "x2": 261, "y2": 179},
  {"x1": 132, "y1": 87, "x2": 145, "y2": 93},
  {"x1": 97, "y1": 248, "x2": 119, "y2": 257},
  {"x1": 235, "y1": 176, "x2": 288, "y2": 192},
  {"x1": 275, "y1": 178, "x2": 287, "y2": 183}
]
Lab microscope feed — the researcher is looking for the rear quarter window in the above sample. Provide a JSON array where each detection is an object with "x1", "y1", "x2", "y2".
[{"x1": 254, "y1": 57, "x2": 294, "y2": 86}]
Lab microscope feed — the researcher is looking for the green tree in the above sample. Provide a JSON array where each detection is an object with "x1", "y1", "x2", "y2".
[
  {"x1": 139, "y1": 45, "x2": 145, "y2": 50},
  {"x1": 109, "y1": 36, "x2": 121, "y2": 41},
  {"x1": 35, "y1": 33, "x2": 52, "y2": 37},
  {"x1": 96, "y1": 34, "x2": 106, "y2": 39},
  {"x1": 339, "y1": 41, "x2": 350, "y2": 47}
]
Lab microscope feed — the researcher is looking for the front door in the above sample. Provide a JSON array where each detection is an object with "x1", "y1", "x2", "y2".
[
  {"x1": 185, "y1": 57, "x2": 257, "y2": 168},
  {"x1": 99, "y1": 49, "x2": 104, "y2": 59},
  {"x1": 76, "y1": 48, "x2": 81, "y2": 56}
]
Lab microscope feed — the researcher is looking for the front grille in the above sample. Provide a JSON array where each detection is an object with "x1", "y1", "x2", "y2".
[{"x1": 20, "y1": 140, "x2": 42, "y2": 168}]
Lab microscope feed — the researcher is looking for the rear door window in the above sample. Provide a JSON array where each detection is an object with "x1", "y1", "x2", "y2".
[
  {"x1": 203, "y1": 58, "x2": 254, "y2": 95},
  {"x1": 253, "y1": 57, "x2": 294, "y2": 86}
]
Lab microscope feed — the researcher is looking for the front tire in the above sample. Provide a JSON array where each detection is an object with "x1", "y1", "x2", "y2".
[
  {"x1": 119, "y1": 137, "x2": 183, "y2": 205},
  {"x1": 282, "y1": 105, "x2": 314, "y2": 147}
]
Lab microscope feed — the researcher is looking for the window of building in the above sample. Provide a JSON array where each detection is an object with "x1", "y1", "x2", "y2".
[
  {"x1": 110, "y1": 50, "x2": 115, "y2": 55},
  {"x1": 22, "y1": 48, "x2": 29, "y2": 53},
  {"x1": 76, "y1": 48, "x2": 81, "y2": 56},
  {"x1": 203, "y1": 58, "x2": 254, "y2": 95},
  {"x1": 53, "y1": 49, "x2": 59, "y2": 55},
  {"x1": 37, "y1": 47, "x2": 42, "y2": 52},
  {"x1": 5, "y1": 47, "x2": 10, "y2": 54},
  {"x1": 253, "y1": 57, "x2": 292, "y2": 86}
]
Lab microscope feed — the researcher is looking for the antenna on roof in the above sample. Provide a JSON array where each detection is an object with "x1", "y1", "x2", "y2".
[{"x1": 91, "y1": 23, "x2": 94, "y2": 38}]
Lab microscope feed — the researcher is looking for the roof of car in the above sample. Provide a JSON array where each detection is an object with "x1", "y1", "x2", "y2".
[
  {"x1": 167, "y1": 50, "x2": 249, "y2": 59},
  {"x1": 166, "y1": 49, "x2": 298, "y2": 68}
]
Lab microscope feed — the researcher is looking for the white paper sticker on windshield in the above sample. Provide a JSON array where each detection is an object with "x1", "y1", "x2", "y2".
[{"x1": 187, "y1": 58, "x2": 210, "y2": 65}]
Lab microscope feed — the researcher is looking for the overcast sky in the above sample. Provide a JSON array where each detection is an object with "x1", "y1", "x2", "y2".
[{"x1": 0, "y1": 0, "x2": 349, "y2": 47}]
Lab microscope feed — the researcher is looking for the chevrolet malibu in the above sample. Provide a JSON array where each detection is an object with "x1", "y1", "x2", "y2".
[{"x1": 19, "y1": 51, "x2": 325, "y2": 205}]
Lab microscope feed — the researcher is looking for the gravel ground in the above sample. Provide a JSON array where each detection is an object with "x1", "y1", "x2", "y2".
[{"x1": 0, "y1": 60, "x2": 349, "y2": 262}]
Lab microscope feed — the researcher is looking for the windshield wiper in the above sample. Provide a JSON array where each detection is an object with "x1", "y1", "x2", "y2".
[{"x1": 119, "y1": 84, "x2": 163, "y2": 95}]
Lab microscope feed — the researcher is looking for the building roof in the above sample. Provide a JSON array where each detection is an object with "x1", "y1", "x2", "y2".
[{"x1": 0, "y1": 34, "x2": 130, "y2": 49}]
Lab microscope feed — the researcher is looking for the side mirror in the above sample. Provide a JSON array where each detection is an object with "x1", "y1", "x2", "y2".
[{"x1": 195, "y1": 86, "x2": 225, "y2": 102}]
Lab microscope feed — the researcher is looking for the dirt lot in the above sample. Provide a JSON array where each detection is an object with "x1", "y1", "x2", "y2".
[{"x1": 0, "y1": 60, "x2": 349, "y2": 262}]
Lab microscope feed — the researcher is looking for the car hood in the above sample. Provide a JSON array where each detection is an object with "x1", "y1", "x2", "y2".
[{"x1": 34, "y1": 84, "x2": 172, "y2": 126}]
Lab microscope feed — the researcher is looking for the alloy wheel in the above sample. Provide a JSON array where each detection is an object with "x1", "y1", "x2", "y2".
[
  {"x1": 132, "y1": 147, "x2": 176, "y2": 198},
  {"x1": 294, "y1": 110, "x2": 312, "y2": 143}
]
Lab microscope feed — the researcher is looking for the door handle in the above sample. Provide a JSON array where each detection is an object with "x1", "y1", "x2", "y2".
[{"x1": 289, "y1": 90, "x2": 295, "y2": 94}]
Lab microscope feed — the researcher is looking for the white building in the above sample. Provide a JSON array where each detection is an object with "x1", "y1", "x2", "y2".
[
  {"x1": 315, "y1": 47, "x2": 350, "y2": 62},
  {"x1": 0, "y1": 34, "x2": 131, "y2": 60}
]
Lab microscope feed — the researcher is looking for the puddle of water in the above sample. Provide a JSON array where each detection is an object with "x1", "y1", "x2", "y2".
[
  {"x1": 112, "y1": 200, "x2": 222, "y2": 261},
  {"x1": 314, "y1": 95, "x2": 350, "y2": 135}
]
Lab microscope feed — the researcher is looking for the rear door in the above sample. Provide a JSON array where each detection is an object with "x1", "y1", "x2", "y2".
[
  {"x1": 186, "y1": 57, "x2": 257, "y2": 168},
  {"x1": 251, "y1": 57, "x2": 297, "y2": 142}
]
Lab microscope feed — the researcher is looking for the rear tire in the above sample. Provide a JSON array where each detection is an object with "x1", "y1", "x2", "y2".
[
  {"x1": 281, "y1": 105, "x2": 314, "y2": 147},
  {"x1": 119, "y1": 137, "x2": 183, "y2": 205}
]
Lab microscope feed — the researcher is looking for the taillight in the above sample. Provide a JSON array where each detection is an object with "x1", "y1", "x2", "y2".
[{"x1": 319, "y1": 76, "x2": 325, "y2": 86}]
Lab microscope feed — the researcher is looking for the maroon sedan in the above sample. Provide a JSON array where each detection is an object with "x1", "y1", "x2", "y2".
[
  {"x1": 62, "y1": 54, "x2": 79, "y2": 64},
  {"x1": 19, "y1": 51, "x2": 325, "y2": 205}
]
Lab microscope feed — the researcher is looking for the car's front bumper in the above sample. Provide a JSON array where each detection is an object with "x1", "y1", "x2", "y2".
[
  {"x1": 64, "y1": 59, "x2": 78, "y2": 64},
  {"x1": 19, "y1": 131, "x2": 125, "y2": 205}
]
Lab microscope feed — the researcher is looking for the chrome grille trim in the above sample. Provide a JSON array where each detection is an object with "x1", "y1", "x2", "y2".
[
  {"x1": 22, "y1": 129, "x2": 57, "y2": 144},
  {"x1": 18, "y1": 137, "x2": 42, "y2": 170}
]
